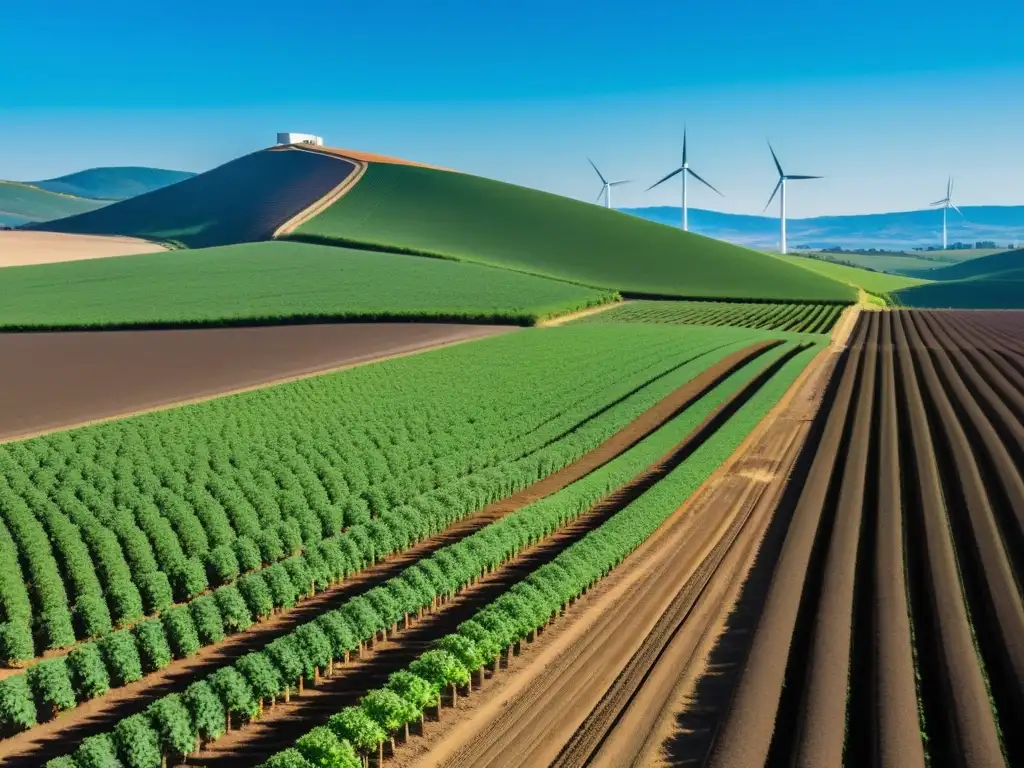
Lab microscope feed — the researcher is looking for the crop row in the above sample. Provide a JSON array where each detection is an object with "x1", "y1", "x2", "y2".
[
  {"x1": 254, "y1": 340, "x2": 821, "y2": 768},
  {"x1": 580, "y1": 300, "x2": 844, "y2": 334},
  {"x1": 0, "y1": 329, "x2": 773, "y2": 748},
  {"x1": 0, "y1": 325, "x2": 749, "y2": 665},
  {"x1": 31, "y1": 339, "x2": 792, "y2": 767}
]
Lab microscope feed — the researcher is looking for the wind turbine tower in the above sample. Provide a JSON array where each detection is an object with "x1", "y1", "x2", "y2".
[
  {"x1": 930, "y1": 176, "x2": 961, "y2": 249},
  {"x1": 764, "y1": 142, "x2": 822, "y2": 255},
  {"x1": 647, "y1": 128, "x2": 723, "y2": 231},
  {"x1": 589, "y1": 159, "x2": 630, "y2": 209}
]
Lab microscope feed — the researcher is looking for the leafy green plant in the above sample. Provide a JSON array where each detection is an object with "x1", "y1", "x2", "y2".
[
  {"x1": 99, "y1": 629, "x2": 143, "y2": 686},
  {"x1": 111, "y1": 713, "x2": 161, "y2": 768},
  {"x1": 146, "y1": 693, "x2": 196, "y2": 759},
  {"x1": 0, "y1": 675, "x2": 37, "y2": 734},
  {"x1": 67, "y1": 644, "x2": 111, "y2": 700},
  {"x1": 295, "y1": 725, "x2": 361, "y2": 768},
  {"x1": 74, "y1": 733, "x2": 123, "y2": 768},
  {"x1": 26, "y1": 658, "x2": 76, "y2": 718},
  {"x1": 134, "y1": 619, "x2": 172, "y2": 672}
]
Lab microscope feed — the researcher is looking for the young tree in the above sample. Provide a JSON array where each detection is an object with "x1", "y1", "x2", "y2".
[
  {"x1": 214, "y1": 584, "x2": 253, "y2": 634},
  {"x1": 111, "y1": 713, "x2": 162, "y2": 768},
  {"x1": 208, "y1": 667, "x2": 257, "y2": 731},
  {"x1": 190, "y1": 594, "x2": 226, "y2": 645},
  {"x1": 435, "y1": 635, "x2": 484, "y2": 690},
  {"x1": 26, "y1": 658, "x2": 76, "y2": 719},
  {"x1": 295, "y1": 725, "x2": 361, "y2": 768},
  {"x1": 162, "y1": 605, "x2": 202, "y2": 659},
  {"x1": 74, "y1": 733, "x2": 124, "y2": 768},
  {"x1": 327, "y1": 707, "x2": 386, "y2": 768},
  {"x1": 183, "y1": 680, "x2": 226, "y2": 748},
  {"x1": 99, "y1": 629, "x2": 144, "y2": 686},
  {"x1": 385, "y1": 670, "x2": 438, "y2": 726},
  {"x1": 408, "y1": 651, "x2": 469, "y2": 709},
  {"x1": 362, "y1": 688, "x2": 419, "y2": 745},
  {"x1": 236, "y1": 651, "x2": 284, "y2": 711},
  {"x1": 146, "y1": 693, "x2": 197, "y2": 761},
  {"x1": 67, "y1": 644, "x2": 111, "y2": 701},
  {"x1": 263, "y1": 747, "x2": 315, "y2": 768},
  {"x1": 134, "y1": 620, "x2": 173, "y2": 672},
  {"x1": 0, "y1": 674, "x2": 37, "y2": 735}
]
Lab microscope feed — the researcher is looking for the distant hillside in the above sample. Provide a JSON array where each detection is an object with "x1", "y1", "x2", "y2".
[
  {"x1": 29, "y1": 166, "x2": 196, "y2": 201},
  {"x1": 623, "y1": 205, "x2": 1024, "y2": 251},
  {"x1": 910, "y1": 246, "x2": 1024, "y2": 281},
  {"x1": 31, "y1": 147, "x2": 356, "y2": 247},
  {"x1": 0, "y1": 181, "x2": 108, "y2": 227},
  {"x1": 291, "y1": 160, "x2": 855, "y2": 303}
]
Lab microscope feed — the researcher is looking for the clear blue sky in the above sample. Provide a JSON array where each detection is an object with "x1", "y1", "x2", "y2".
[{"x1": 1, "y1": 0, "x2": 1022, "y2": 216}]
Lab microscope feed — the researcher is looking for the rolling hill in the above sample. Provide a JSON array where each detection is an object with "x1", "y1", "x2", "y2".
[
  {"x1": 289, "y1": 160, "x2": 855, "y2": 303},
  {"x1": 891, "y1": 246, "x2": 1024, "y2": 308},
  {"x1": 29, "y1": 147, "x2": 357, "y2": 247},
  {"x1": 905, "y1": 246, "x2": 1024, "y2": 281},
  {"x1": 774, "y1": 254, "x2": 929, "y2": 297},
  {"x1": 0, "y1": 240, "x2": 616, "y2": 329},
  {"x1": 28, "y1": 166, "x2": 196, "y2": 200},
  {"x1": 0, "y1": 181, "x2": 107, "y2": 227}
]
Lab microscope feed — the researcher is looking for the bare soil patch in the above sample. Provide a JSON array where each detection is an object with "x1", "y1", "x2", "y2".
[
  {"x1": 536, "y1": 300, "x2": 625, "y2": 327},
  {"x1": 0, "y1": 323, "x2": 513, "y2": 442},
  {"x1": 0, "y1": 231, "x2": 166, "y2": 267}
]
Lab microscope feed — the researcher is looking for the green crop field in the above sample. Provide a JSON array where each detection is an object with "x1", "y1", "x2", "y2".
[
  {"x1": 290, "y1": 162, "x2": 855, "y2": 303},
  {"x1": 0, "y1": 181, "x2": 108, "y2": 227},
  {"x1": 0, "y1": 324, "x2": 785, "y2": 743},
  {"x1": 891, "y1": 247, "x2": 1024, "y2": 307},
  {"x1": 577, "y1": 299, "x2": 844, "y2": 334},
  {"x1": 774, "y1": 254, "x2": 928, "y2": 297},
  {"x1": 30, "y1": 148, "x2": 355, "y2": 248},
  {"x1": 0, "y1": 241, "x2": 617, "y2": 329}
]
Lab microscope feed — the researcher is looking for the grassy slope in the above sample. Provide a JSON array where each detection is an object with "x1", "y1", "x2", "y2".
[
  {"x1": 906, "y1": 247, "x2": 1023, "y2": 281},
  {"x1": 30, "y1": 167, "x2": 196, "y2": 201},
  {"x1": 775, "y1": 253, "x2": 928, "y2": 296},
  {"x1": 0, "y1": 181, "x2": 108, "y2": 226},
  {"x1": 0, "y1": 240, "x2": 617, "y2": 329},
  {"x1": 31, "y1": 148, "x2": 354, "y2": 248},
  {"x1": 292, "y1": 162, "x2": 855, "y2": 303},
  {"x1": 893, "y1": 266, "x2": 1024, "y2": 308}
]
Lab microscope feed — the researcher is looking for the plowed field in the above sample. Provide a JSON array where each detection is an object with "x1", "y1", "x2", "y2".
[{"x1": 701, "y1": 309, "x2": 1024, "y2": 768}]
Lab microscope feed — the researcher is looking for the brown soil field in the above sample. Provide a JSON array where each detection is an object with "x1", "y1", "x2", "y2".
[
  {"x1": 701, "y1": 310, "x2": 1024, "y2": 768},
  {"x1": 0, "y1": 323, "x2": 513, "y2": 442},
  {"x1": 0, "y1": 230, "x2": 167, "y2": 267},
  {"x1": 0, "y1": 342, "x2": 776, "y2": 765}
]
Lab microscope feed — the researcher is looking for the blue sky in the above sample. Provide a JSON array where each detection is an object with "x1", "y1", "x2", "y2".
[{"x1": 1, "y1": 0, "x2": 1022, "y2": 216}]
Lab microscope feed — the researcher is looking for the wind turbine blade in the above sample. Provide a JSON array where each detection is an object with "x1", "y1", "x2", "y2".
[
  {"x1": 768, "y1": 140, "x2": 784, "y2": 177},
  {"x1": 609, "y1": 179, "x2": 632, "y2": 186},
  {"x1": 596, "y1": 186, "x2": 606, "y2": 203},
  {"x1": 930, "y1": 198, "x2": 948, "y2": 206},
  {"x1": 682, "y1": 126, "x2": 688, "y2": 166},
  {"x1": 763, "y1": 179, "x2": 782, "y2": 212},
  {"x1": 784, "y1": 175, "x2": 823, "y2": 180},
  {"x1": 952, "y1": 204, "x2": 963, "y2": 216},
  {"x1": 948, "y1": 176, "x2": 953, "y2": 198},
  {"x1": 588, "y1": 158, "x2": 607, "y2": 185},
  {"x1": 646, "y1": 168, "x2": 682, "y2": 190},
  {"x1": 687, "y1": 168, "x2": 723, "y2": 196}
]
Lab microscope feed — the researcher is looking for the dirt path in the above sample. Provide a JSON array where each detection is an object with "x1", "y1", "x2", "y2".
[
  {"x1": 0, "y1": 342, "x2": 773, "y2": 765},
  {"x1": 536, "y1": 300, "x2": 625, "y2": 327},
  {"x1": 0, "y1": 323, "x2": 515, "y2": 443},
  {"x1": 272, "y1": 152, "x2": 368, "y2": 237}
]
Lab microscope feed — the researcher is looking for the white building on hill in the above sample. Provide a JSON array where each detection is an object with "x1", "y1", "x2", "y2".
[{"x1": 276, "y1": 133, "x2": 323, "y2": 146}]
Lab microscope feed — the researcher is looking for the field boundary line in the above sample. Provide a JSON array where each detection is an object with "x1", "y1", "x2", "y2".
[
  {"x1": 536, "y1": 300, "x2": 627, "y2": 327},
  {"x1": 0, "y1": 327, "x2": 514, "y2": 445}
]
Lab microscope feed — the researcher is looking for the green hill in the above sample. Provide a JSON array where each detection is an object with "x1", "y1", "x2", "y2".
[
  {"x1": 0, "y1": 181, "x2": 108, "y2": 227},
  {"x1": 894, "y1": 265, "x2": 1024, "y2": 308},
  {"x1": 30, "y1": 147, "x2": 356, "y2": 247},
  {"x1": 29, "y1": 166, "x2": 196, "y2": 201},
  {"x1": 288, "y1": 163, "x2": 855, "y2": 303},
  {"x1": 907, "y1": 246, "x2": 1024, "y2": 281},
  {"x1": 0, "y1": 240, "x2": 616, "y2": 329},
  {"x1": 774, "y1": 254, "x2": 929, "y2": 296}
]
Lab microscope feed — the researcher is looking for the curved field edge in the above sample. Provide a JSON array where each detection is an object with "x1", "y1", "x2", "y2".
[
  {"x1": 0, "y1": 241, "x2": 618, "y2": 331},
  {"x1": 572, "y1": 300, "x2": 846, "y2": 334},
  {"x1": 249, "y1": 343, "x2": 822, "y2": 768},
  {"x1": 288, "y1": 162, "x2": 856, "y2": 304}
]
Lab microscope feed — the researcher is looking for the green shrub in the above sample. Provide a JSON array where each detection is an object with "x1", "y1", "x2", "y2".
[
  {"x1": 72, "y1": 594, "x2": 113, "y2": 640},
  {"x1": 26, "y1": 657, "x2": 76, "y2": 717},
  {"x1": 0, "y1": 675, "x2": 37, "y2": 734},
  {"x1": 214, "y1": 584, "x2": 253, "y2": 633},
  {"x1": 99, "y1": 629, "x2": 143, "y2": 686},
  {"x1": 327, "y1": 707, "x2": 386, "y2": 756},
  {"x1": 295, "y1": 726, "x2": 360, "y2": 768},
  {"x1": 183, "y1": 680, "x2": 225, "y2": 744},
  {"x1": 361, "y1": 688, "x2": 419, "y2": 737},
  {"x1": 112, "y1": 712, "x2": 161, "y2": 768},
  {"x1": 205, "y1": 544, "x2": 240, "y2": 585},
  {"x1": 408, "y1": 650, "x2": 468, "y2": 692},
  {"x1": 233, "y1": 536, "x2": 263, "y2": 573},
  {"x1": 45, "y1": 757, "x2": 77, "y2": 768},
  {"x1": 134, "y1": 619, "x2": 172, "y2": 672},
  {"x1": 236, "y1": 652, "x2": 283, "y2": 703},
  {"x1": 74, "y1": 733, "x2": 123, "y2": 768},
  {"x1": 162, "y1": 605, "x2": 201, "y2": 658},
  {"x1": 385, "y1": 670, "x2": 438, "y2": 712},
  {"x1": 0, "y1": 620, "x2": 34, "y2": 665},
  {"x1": 67, "y1": 644, "x2": 111, "y2": 700},
  {"x1": 263, "y1": 564, "x2": 298, "y2": 610},
  {"x1": 138, "y1": 571, "x2": 174, "y2": 614},
  {"x1": 190, "y1": 594, "x2": 225, "y2": 645},
  {"x1": 168, "y1": 556, "x2": 208, "y2": 601},
  {"x1": 256, "y1": 528, "x2": 286, "y2": 563},
  {"x1": 238, "y1": 572, "x2": 274, "y2": 620},
  {"x1": 146, "y1": 693, "x2": 196, "y2": 758},
  {"x1": 264, "y1": 748, "x2": 315, "y2": 768},
  {"x1": 209, "y1": 667, "x2": 257, "y2": 726}
]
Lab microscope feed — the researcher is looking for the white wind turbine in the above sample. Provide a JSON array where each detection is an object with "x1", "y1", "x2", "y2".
[
  {"x1": 589, "y1": 158, "x2": 631, "y2": 209},
  {"x1": 764, "y1": 141, "x2": 822, "y2": 255},
  {"x1": 647, "y1": 128, "x2": 722, "y2": 231},
  {"x1": 930, "y1": 176, "x2": 962, "y2": 250}
]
